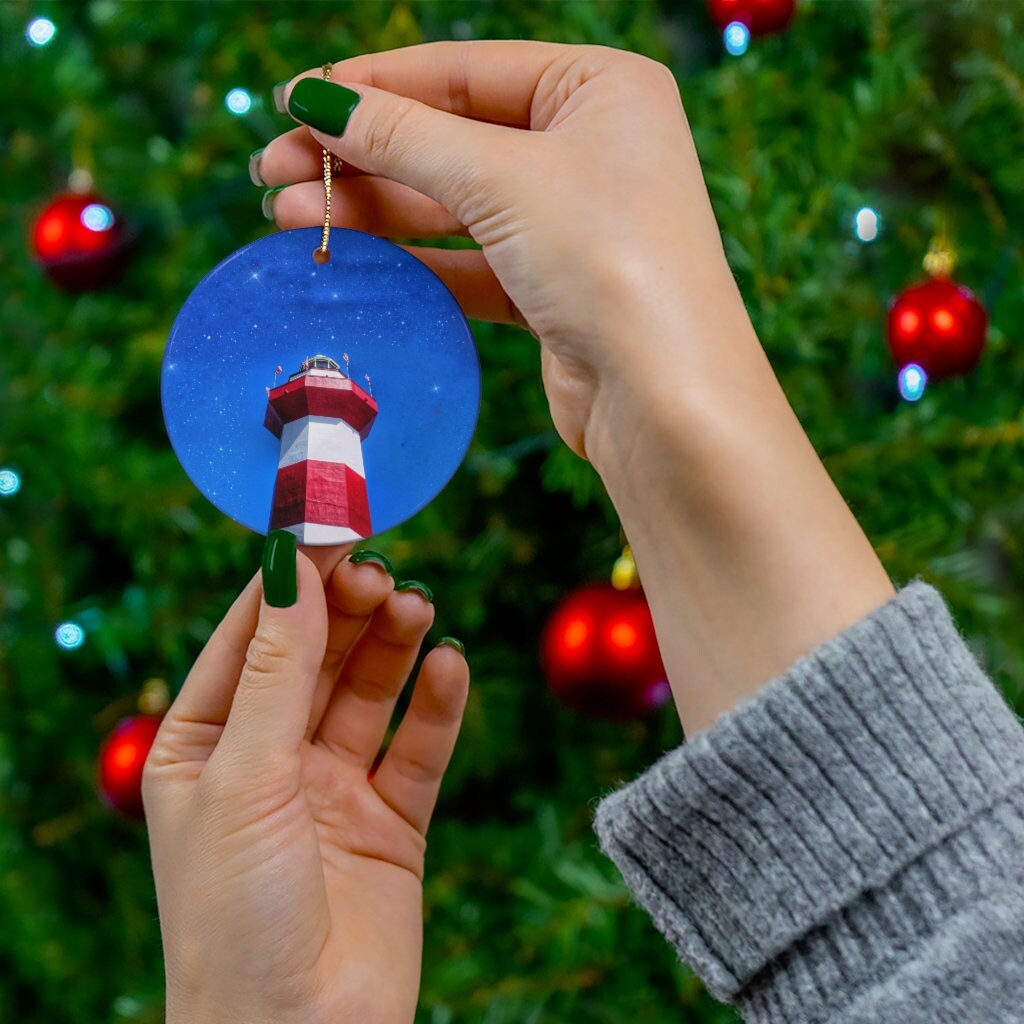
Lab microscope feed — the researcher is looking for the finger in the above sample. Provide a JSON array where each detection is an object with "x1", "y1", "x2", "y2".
[
  {"x1": 305, "y1": 553, "x2": 395, "y2": 742},
  {"x1": 291, "y1": 40, "x2": 572, "y2": 129},
  {"x1": 147, "y1": 570, "x2": 263, "y2": 770},
  {"x1": 312, "y1": 586, "x2": 435, "y2": 768},
  {"x1": 397, "y1": 246, "x2": 524, "y2": 326},
  {"x1": 255, "y1": 125, "x2": 368, "y2": 186},
  {"x1": 213, "y1": 550, "x2": 328, "y2": 767},
  {"x1": 281, "y1": 76, "x2": 527, "y2": 222},
  {"x1": 371, "y1": 643, "x2": 470, "y2": 836},
  {"x1": 270, "y1": 176, "x2": 468, "y2": 239},
  {"x1": 299, "y1": 542, "x2": 355, "y2": 584}
]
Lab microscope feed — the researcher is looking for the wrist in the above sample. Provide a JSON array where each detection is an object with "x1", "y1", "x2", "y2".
[
  {"x1": 583, "y1": 281, "x2": 764, "y2": 483},
  {"x1": 584, "y1": 308, "x2": 894, "y2": 736}
]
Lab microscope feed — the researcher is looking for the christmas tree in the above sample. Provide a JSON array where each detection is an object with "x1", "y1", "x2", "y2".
[{"x1": 2, "y1": 2, "x2": 1023, "y2": 1022}]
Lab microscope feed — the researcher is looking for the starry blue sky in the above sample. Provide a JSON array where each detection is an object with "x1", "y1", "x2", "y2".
[{"x1": 162, "y1": 227, "x2": 480, "y2": 538}]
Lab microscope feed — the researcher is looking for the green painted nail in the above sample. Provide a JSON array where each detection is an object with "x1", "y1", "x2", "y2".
[
  {"x1": 272, "y1": 80, "x2": 290, "y2": 115},
  {"x1": 349, "y1": 549, "x2": 394, "y2": 575},
  {"x1": 287, "y1": 78, "x2": 361, "y2": 136},
  {"x1": 262, "y1": 530, "x2": 297, "y2": 607},
  {"x1": 395, "y1": 580, "x2": 433, "y2": 603},
  {"x1": 248, "y1": 147, "x2": 266, "y2": 187},
  {"x1": 261, "y1": 185, "x2": 286, "y2": 221},
  {"x1": 437, "y1": 636, "x2": 465, "y2": 656}
]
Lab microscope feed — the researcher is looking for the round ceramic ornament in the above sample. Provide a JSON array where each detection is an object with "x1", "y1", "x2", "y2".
[{"x1": 162, "y1": 226, "x2": 480, "y2": 544}]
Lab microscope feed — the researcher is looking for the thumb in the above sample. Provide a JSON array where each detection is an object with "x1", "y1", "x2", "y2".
[
  {"x1": 281, "y1": 76, "x2": 518, "y2": 221},
  {"x1": 214, "y1": 532, "x2": 327, "y2": 770}
]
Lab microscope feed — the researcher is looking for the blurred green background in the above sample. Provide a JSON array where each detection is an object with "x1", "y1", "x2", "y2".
[{"x1": 2, "y1": 1, "x2": 1023, "y2": 1021}]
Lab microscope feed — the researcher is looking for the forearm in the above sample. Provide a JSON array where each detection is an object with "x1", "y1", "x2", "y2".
[{"x1": 586, "y1": 282, "x2": 894, "y2": 737}]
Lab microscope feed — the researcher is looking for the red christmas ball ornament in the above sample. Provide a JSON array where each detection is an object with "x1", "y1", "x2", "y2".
[
  {"x1": 707, "y1": 0, "x2": 797, "y2": 35},
  {"x1": 98, "y1": 714, "x2": 163, "y2": 820},
  {"x1": 886, "y1": 277, "x2": 987, "y2": 381},
  {"x1": 31, "y1": 191, "x2": 129, "y2": 291},
  {"x1": 541, "y1": 582, "x2": 670, "y2": 720}
]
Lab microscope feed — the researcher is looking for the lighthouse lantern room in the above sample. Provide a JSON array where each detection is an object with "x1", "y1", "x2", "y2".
[{"x1": 264, "y1": 354, "x2": 378, "y2": 544}]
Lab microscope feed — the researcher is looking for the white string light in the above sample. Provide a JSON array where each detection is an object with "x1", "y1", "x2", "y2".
[
  {"x1": 898, "y1": 363, "x2": 927, "y2": 402},
  {"x1": 724, "y1": 22, "x2": 750, "y2": 56},
  {"x1": 26, "y1": 17, "x2": 56, "y2": 47},
  {"x1": 225, "y1": 88, "x2": 253, "y2": 115},
  {"x1": 55, "y1": 622, "x2": 86, "y2": 650},
  {"x1": 0, "y1": 468, "x2": 21, "y2": 496}
]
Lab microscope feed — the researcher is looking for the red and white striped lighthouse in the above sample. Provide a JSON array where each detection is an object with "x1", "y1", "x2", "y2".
[{"x1": 264, "y1": 355, "x2": 378, "y2": 544}]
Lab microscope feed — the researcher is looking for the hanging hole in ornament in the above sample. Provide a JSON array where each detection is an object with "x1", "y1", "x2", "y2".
[{"x1": 312, "y1": 247, "x2": 331, "y2": 265}]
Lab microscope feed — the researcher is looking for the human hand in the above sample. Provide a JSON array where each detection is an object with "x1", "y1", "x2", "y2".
[
  {"x1": 255, "y1": 42, "x2": 893, "y2": 743},
  {"x1": 143, "y1": 539, "x2": 469, "y2": 1024},
  {"x1": 255, "y1": 41, "x2": 752, "y2": 466}
]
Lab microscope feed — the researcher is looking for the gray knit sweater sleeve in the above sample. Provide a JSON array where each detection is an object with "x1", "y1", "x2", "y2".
[{"x1": 592, "y1": 579, "x2": 1024, "y2": 1022}]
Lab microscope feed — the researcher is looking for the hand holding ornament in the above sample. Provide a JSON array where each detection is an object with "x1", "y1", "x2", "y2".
[
  {"x1": 257, "y1": 39, "x2": 747, "y2": 468},
  {"x1": 143, "y1": 540, "x2": 468, "y2": 1024},
  {"x1": 259, "y1": 40, "x2": 894, "y2": 738}
]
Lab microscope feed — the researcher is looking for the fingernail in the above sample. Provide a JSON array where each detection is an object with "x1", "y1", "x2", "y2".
[
  {"x1": 349, "y1": 549, "x2": 394, "y2": 575},
  {"x1": 262, "y1": 529, "x2": 297, "y2": 607},
  {"x1": 437, "y1": 636, "x2": 465, "y2": 656},
  {"x1": 287, "y1": 78, "x2": 361, "y2": 136},
  {"x1": 395, "y1": 580, "x2": 433, "y2": 603},
  {"x1": 272, "y1": 80, "x2": 290, "y2": 114},
  {"x1": 261, "y1": 185, "x2": 286, "y2": 221},
  {"x1": 248, "y1": 147, "x2": 266, "y2": 187}
]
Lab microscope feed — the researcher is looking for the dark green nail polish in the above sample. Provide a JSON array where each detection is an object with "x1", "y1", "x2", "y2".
[
  {"x1": 396, "y1": 580, "x2": 433, "y2": 603},
  {"x1": 437, "y1": 636, "x2": 465, "y2": 656},
  {"x1": 349, "y1": 549, "x2": 394, "y2": 575},
  {"x1": 248, "y1": 147, "x2": 266, "y2": 187},
  {"x1": 272, "y1": 80, "x2": 290, "y2": 114},
  {"x1": 262, "y1": 530, "x2": 297, "y2": 607},
  {"x1": 261, "y1": 185, "x2": 286, "y2": 221},
  {"x1": 287, "y1": 78, "x2": 361, "y2": 136}
]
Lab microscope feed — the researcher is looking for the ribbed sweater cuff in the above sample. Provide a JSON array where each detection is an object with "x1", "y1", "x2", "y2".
[{"x1": 592, "y1": 579, "x2": 1024, "y2": 1006}]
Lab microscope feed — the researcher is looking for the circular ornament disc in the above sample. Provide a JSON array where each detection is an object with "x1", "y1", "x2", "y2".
[{"x1": 162, "y1": 227, "x2": 480, "y2": 543}]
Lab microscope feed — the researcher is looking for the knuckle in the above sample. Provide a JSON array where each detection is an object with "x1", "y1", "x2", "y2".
[
  {"x1": 242, "y1": 630, "x2": 291, "y2": 685},
  {"x1": 391, "y1": 749, "x2": 439, "y2": 786},
  {"x1": 362, "y1": 97, "x2": 419, "y2": 167},
  {"x1": 629, "y1": 52, "x2": 679, "y2": 92},
  {"x1": 195, "y1": 762, "x2": 233, "y2": 808},
  {"x1": 345, "y1": 666, "x2": 401, "y2": 704}
]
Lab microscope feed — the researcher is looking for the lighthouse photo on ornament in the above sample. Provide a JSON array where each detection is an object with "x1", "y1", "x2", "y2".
[
  {"x1": 264, "y1": 353, "x2": 379, "y2": 544},
  {"x1": 162, "y1": 227, "x2": 481, "y2": 543}
]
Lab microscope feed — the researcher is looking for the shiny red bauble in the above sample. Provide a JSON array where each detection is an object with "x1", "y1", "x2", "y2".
[
  {"x1": 886, "y1": 277, "x2": 988, "y2": 381},
  {"x1": 541, "y1": 583, "x2": 670, "y2": 720},
  {"x1": 31, "y1": 191, "x2": 129, "y2": 291},
  {"x1": 98, "y1": 714, "x2": 163, "y2": 820},
  {"x1": 707, "y1": 0, "x2": 797, "y2": 35}
]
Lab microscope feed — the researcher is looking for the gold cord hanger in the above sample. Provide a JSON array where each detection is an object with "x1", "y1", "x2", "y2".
[{"x1": 313, "y1": 63, "x2": 342, "y2": 264}]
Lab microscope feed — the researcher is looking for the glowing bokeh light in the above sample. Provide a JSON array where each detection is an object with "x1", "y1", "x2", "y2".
[
  {"x1": 55, "y1": 621, "x2": 86, "y2": 650},
  {"x1": 0, "y1": 468, "x2": 21, "y2": 496},
  {"x1": 37, "y1": 212, "x2": 66, "y2": 248},
  {"x1": 854, "y1": 207, "x2": 880, "y2": 242},
  {"x1": 898, "y1": 309, "x2": 920, "y2": 337},
  {"x1": 27, "y1": 17, "x2": 56, "y2": 46},
  {"x1": 81, "y1": 203, "x2": 115, "y2": 232},
  {"x1": 113, "y1": 742, "x2": 141, "y2": 770},
  {"x1": 898, "y1": 363, "x2": 927, "y2": 402},
  {"x1": 562, "y1": 618, "x2": 589, "y2": 651},
  {"x1": 608, "y1": 621, "x2": 639, "y2": 651},
  {"x1": 932, "y1": 307, "x2": 955, "y2": 332},
  {"x1": 646, "y1": 679, "x2": 672, "y2": 709},
  {"x1": 225, "y1": 88, "x2": 253, "y2": 115},
  {"x1": 724, "y1": 21, "x2": 750, "y2": 56}
]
